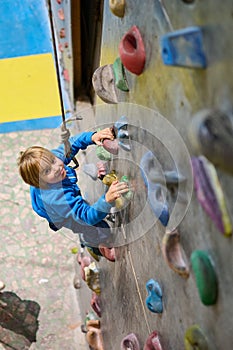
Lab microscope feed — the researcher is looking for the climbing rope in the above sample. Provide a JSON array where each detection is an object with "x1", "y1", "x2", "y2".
[{"x1": 47, "y1": 0, "x2": 79, "y2": 169}]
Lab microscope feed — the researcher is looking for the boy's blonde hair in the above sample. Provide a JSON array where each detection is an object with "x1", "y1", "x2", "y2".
[{"x1": 18, "y1": 146, "x2": 55, "y2": 188}]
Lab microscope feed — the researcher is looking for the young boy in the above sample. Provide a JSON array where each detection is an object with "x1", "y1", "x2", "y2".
[{"x1": 18, "y1": 128, "x2": 128, "y2": 247}]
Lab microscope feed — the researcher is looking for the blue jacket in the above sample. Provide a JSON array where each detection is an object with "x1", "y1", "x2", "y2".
[{"x1": 30, "y1": 132, "x2": 113, "y2": 232}]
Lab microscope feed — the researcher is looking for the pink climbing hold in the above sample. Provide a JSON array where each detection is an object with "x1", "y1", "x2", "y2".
[
  {"x1": 119, "y1": 25, "x2": 146, "y2": 75},
  {"x1": 63, "y1": 69, "x2": 70, "y2": 82},
  {"x1": 121, "y1": 332, "x2": 140, "y2": 350},
  {"x1": 102, "y1": 138, "x2": 119, "y2": 155},
  {"x1": 77, "y1": 253, "x2": 91, "y2": 281},
  {"x1": 99, "y1": 245, "x2": 116, "y2": 262},
  {"x1": 91, "y1": 292, "x2": 101, "y2": 318},
  {"x1": 143, "y1": 330, "x2": 163, "y2": 350},
  {"x1": 58, "y1": 8, "x2": 65, "y2": 20}
]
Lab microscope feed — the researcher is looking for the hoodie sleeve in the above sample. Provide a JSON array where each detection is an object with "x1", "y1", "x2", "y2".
[
  {"x1": 51, "y1": 131, "x2": 96, "y2": 165},
  {"x1": 45, "y1": 188, "x2": 113, "y2": 226}
]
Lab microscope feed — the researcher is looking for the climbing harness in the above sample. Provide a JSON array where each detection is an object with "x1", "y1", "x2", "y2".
[{"x1": 47, "y1": 0, "x2": 80, "y2": 169}]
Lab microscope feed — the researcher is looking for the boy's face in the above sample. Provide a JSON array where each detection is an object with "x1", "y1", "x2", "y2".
[{"x1": 40, "y1": 156, "x2": 66, "y2": 184}]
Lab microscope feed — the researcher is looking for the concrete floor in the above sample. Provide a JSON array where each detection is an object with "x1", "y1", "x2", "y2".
[{"x1": 0, "y1": 127, "x2": 87, "y2": 349}]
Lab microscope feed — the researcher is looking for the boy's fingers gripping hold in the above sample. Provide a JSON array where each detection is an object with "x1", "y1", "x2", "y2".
[{"x1": 92, "y1": 128, "x2": 115, "y2": 145}]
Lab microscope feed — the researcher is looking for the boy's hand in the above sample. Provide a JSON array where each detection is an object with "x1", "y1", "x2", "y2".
[
  {"x1": 92, "y1": 128, "x2": 114, "y2": 145},
  {"x1": 105, "y1": 180, "x2": 129, "y2": 203}
]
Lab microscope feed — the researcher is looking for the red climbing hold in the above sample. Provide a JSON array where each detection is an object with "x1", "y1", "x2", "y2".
[
  {"x1": 143, "y1": 330, "x2": 163, "y2": 350},
  {"x1": 119, "y1": 25, "x2": 146, "y2": 75}
]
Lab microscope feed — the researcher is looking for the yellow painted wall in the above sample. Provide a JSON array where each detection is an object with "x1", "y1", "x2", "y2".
[{"x1": 0, "y1": 53, "x2": 60, "y2": 123}]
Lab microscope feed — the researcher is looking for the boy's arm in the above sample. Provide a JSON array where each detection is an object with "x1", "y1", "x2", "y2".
[
  {"x1": 51, "y1": 131, "x2": 95, "y2": 164},
  {"x1": 49, "y1": 190, "x2": 114, "y2": 226},
  {"x1": 52, "y1": 128, "x2": 114, "y2": 165}
]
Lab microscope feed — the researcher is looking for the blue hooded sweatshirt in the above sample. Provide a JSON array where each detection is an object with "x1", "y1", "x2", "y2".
[{"x1": 30, "y1": 131, "x2": 113, "y2": 241}]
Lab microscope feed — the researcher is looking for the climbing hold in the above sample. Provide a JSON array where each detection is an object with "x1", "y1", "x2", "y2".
[
  {"x1": 114, "y1": 115, "x2": 128, "y2": 131},
  {"x1": 86, "y1": 319, "x2": 101, "y2": 329},
  {"x1": 86, "y1": 326, "x2": 104, "y2": 350},
  {"x1": 96, "y1": 161, "x2": 108, "y2": 180},
  {"x1": 86, "y1": 246, "x2": 101, "y2": 262},
  {"x1": 191, "y1": 156, "x2": 232, "y2": 236},
  {"x1": 59, "y1": 28, "x2": 66, "y2": 38},
  {"x1": 99, "y1": 245, "x2": 116, "y2": 262},
  {"x1": 190, "y1": 250, "x2": 218, "y2": 306},
  {"x1": 160, "y1": 26, "x2": 207, "y2": 68},
  {"x1": 91, "y1": 292, "x2": 101, "y2": 318},
  {"x1": 140, "y1": 151, "x2": 185, "y2": 186},
  {"x1": 70, "y1": 246, "x2": 78, "y2": 254},
  {"x1": 119, "y1": 25, "x2": 146, "y2": 75},
  {"x1": 188, "y1": 108, "x2": 233, "y2": 175},
  {"x1": 103, "y1": 138, "x2": 119, "y2": 155},
  {"x1": 118, "y1": 129, "x2": 129, "y2": 139},
  {"x1": 96, "y1": 145, "x2": 112, "y2": 161},
  {"x1": 121, "y1": 333, "x2": 140, "y2": 350},
  {"x1": 162, "y1": 229, "x2": 189, "y2": 278},
  {"x1": 143, "y1": 330, "x2": 163, "y2": 350},
  {"x1": 63, "y1": 68, "x2": 70, "y2": 82},
  {"x1": 92, "y1": 64, "x2": 118, "y2": 104},
  {"x1": 140, "y1": 153, "x2": 170, "y2": 226},
  {"x1": 85, "y1": 311, "x2": 97, "y2": 324},
  {"x1": 58, "y1": 8, "x2": 65, "y2": 20},
  {"x1": 114, "y1": 116, "x2": 131, "y2": 151},
  {"x1": 115, "y1": 196, "x2": 125, "y2": 209},
  {"x1": 84, "y1": 261, "x2": 101, "y2": 295},
  {"x1": 83, "y1": 163, "x2": 98, "y2": 181},
  {"x1": 77, "y1": 253, "x2": 92, "y2": 281},
  {"x1": 145, "y1": 279, "x2": 163, "y2": 313},
  {"x1": 102, "y1": 170, "x2": 118, "y2": 186},
  {"x1": 109, "y1": 0, "x2": 125, "y2": 18},
  {"x1": 113, "y1": 57, "x2": 129, "y2": 91},
  {"x1": 184, "y1": 324, "x2": 209, "y2": 350},
  {"x1": 120, "y1": 175, "x2": 133, "y2": 200},
  {"x1": 119, "y1": 140, "x2": 131, "y2": 152},
  {"x1": 73, "y1": 275, "x2": 81, "y2": 289}
]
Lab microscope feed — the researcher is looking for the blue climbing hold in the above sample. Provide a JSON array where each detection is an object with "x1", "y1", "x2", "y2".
[
  {"x1": 145, "y1": 278, "x2": 163, "y2": 314},
  {"x1": 140, "y1": 151, "x2": 170, "y2": 226},
  {"x1": 160, "y1": 26, "x2": 207, "y2": 69},
  {"x1": 148, "y1": 185, "x2": 169, "y2": 226},
  {"x1": 114, "y1": 115, "x2": 128, "y2": 131}
]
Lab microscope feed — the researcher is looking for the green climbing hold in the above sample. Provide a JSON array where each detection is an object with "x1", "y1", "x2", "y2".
[
  {"x1": 96, "y1": 145, "x2": 111, "y2": 161},
  {"x1": 184, "y1": 324, "x2": 209, "y2": 350},
  {"x1": 190, "y1": 250, "x2": 218, "y2": 306},
  {"x1": 70, "y1": 247, "x2": 78, "y2": 254},
  {"x1": 113, "y1": 57, "x2": 129, "y2": 91},
  {"x1": 120, "y1": 175, "x2": 133, "y2": 200}
]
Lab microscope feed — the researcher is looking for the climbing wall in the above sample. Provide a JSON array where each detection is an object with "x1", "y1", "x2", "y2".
[{"x1": 77, "y1": 1, "x2": 233, "y2": 349}]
